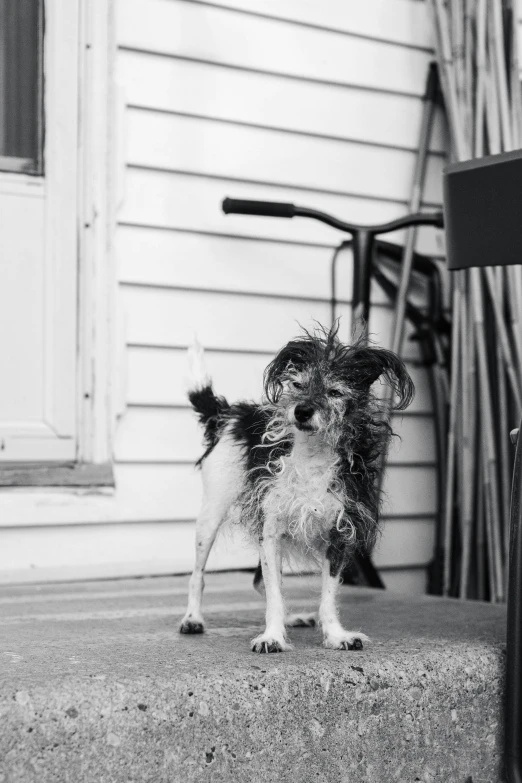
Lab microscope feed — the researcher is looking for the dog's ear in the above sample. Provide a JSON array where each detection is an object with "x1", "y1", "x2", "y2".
[
  {"x1": 349, "y1": 346, "x2": 415, "y2": 410},
  {"x1": 263, "y1": 339, "x2": 314, "y2": 403}
]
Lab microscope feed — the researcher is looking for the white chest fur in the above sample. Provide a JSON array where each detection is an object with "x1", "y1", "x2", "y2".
[{"x1": 262, "y1": 433, "x2": 344, "y2": 545}]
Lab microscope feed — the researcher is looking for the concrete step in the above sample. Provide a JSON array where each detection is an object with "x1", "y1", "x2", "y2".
[{"x1": 0, "y1": 572, "x2": 506, "y2": 783}]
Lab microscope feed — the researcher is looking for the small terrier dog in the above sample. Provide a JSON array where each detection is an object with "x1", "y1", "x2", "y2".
[{"x1": 180, "y1": 324, "x2": 414, "y2": 653}]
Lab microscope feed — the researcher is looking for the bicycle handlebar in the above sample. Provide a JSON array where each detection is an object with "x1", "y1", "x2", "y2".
[
  {"x1": 222, "y1": 197, "x2": 444, "y2": 235},
  {"x1": 222, "y1": 198, "x2": 296, "y2": 219}
]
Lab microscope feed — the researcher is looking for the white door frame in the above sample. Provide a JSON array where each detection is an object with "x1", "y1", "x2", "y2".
[
  {"x1": 77, "y1": 0, "x2": 118, "y2": 469},
  {"x1": 0, "y1": 0, "x2": 117, "y2": 485}
]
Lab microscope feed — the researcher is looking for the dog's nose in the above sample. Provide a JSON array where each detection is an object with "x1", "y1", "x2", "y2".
[{"x1": 294, "y1": 404, "x2": 314, "y2": 423}]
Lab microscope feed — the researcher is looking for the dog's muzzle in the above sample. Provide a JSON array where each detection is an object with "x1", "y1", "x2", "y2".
[{"x1": 294, "y1": 404, "x2": 315, "y2": 425}]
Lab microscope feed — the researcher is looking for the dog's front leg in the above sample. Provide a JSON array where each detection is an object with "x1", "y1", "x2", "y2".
[
  {"x1": 251, "y1": 520, "x2": 291, "y2": 653},
  {"x1": 320, "y1": 528, "x2": 369, "y2": 650}
]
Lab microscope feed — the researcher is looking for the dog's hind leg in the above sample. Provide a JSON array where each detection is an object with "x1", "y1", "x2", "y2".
[
  {"x1": 179, "y1": 499, "x2": 223, "y2": 634},
  {"x1": 252, "y1": 560, "x2": 265, "y2": 596},
  {"x1": 285, "y1": 611, "x2": 317, "y2": 627},
  {"x1": 254, "y1": 559, "x2": 316, "y2": 626},
  {"x1": 180, "y1": 433, "x2": 243, "y2": 634}
]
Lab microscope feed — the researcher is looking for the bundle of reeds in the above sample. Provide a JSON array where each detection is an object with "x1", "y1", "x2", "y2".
[{"x1": 428, "y1": 0, "x2": 522, "y2": 601}]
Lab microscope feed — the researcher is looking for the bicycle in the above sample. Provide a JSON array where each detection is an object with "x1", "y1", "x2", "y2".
[{"x1": 222, "y1": 198, "x2": 446, "y2": 589}]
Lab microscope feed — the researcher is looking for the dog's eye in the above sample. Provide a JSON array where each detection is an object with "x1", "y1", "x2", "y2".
[
  {"x1": 291, "y1": 381, "x2": 303, "y2": 390},
  {"x1": 328, "y1": 388, "x2": 344, "y2": 398}
]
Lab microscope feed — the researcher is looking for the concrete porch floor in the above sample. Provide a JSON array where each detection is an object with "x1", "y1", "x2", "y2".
[{"x1": 0, "y1": 571, "x2": 507, "y2": 783}]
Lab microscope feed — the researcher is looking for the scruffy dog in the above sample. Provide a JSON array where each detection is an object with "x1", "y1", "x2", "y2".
[{"x1": 180, "y1": 324, "x2": 414, "y2": 653}]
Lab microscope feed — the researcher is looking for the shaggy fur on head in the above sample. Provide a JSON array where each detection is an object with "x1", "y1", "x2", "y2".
[{"x1": 180, "y1": 323, "x2": 415, "y2": 653}]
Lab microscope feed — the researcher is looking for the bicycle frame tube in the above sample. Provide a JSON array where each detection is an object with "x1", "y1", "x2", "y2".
[{"x1": 293, "y1": 206, "x2": 443, "y2": 237}]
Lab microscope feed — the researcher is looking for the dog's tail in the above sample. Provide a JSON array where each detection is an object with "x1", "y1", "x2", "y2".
[{"x1": 187, "y1": 339, "x2": 230, "y2": 446}]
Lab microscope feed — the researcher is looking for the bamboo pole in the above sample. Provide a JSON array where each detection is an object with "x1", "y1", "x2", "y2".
[
  {"x1": 429, "y1": 0, "x2": 522, "y2": 601},
  {"x1": 465, "y1": 288, "x2": 479, "y2": 595},
  {"x1": 506, "y1": 0, "x2": 522, "y2": 372},
  {"x1": 430, "y1": 0, "x2": 470, "y2": 159},
  {"x1": 429, "y1": 0, "x2": 468, "y2": 596},
  {"x1": 459, "y1": 277, "x2": 474, "y2": 598},
  {"x1": 389, "y1": 69, "x2": 437, "y2": 360},
  {"x1": 452, "y1": 0, "x2": 467, "y2": 137},
  {"x1": 490, "y1": 0, "x2": 513, "y2": 149},
  {"x1": 474, "y1": 0, "x2": 487, "y2": 157},
  {"x1": 484, "y1": 266, "x2": 522, "y2": 409},
  {"x1": 495, "y1": 267, "x2": 512, "y2": 595},
  {"x1": 510, "y1": 0, "x2": 522, "y2": 147},
  {"x1": 489, "y1": 0, "x2": 522, "y2": 385},
  {"x1": 443, "y1": 284, "x2": 461, "y2": 596},
  {"x1": 472, "y1": 270, "x2": 504, "y2": 600},
  {"x1": 464, "y1": 0, "x2": 475, "y2": 139},
  {"x1": 483, "y1": 444, "x2": 499, "y2": 601}
]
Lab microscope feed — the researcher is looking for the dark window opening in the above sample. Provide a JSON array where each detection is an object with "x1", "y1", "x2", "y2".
[{"x1": 0, "y1": 0, "x2": 43, "y2": 174}]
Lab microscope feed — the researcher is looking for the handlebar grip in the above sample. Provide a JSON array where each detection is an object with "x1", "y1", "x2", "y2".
[
  {"x1": 434, "y1": 211, "x2": 444, "y2": 229},
  {"x1": 222, "y1": 198, "x2": 296, "y2": 218}
]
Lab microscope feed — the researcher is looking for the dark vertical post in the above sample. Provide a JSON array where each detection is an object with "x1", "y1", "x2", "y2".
[{"x1": 506, "y1": 419, "x2": 522, "y2": 783}]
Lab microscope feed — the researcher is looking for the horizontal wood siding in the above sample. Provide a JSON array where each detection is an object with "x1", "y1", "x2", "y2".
[
  {"x1": 0, "y1": 464, "x2": 436, "y2": 528},
  {"x1": 0, "y1": 0, "x2": 444, "y2": 589},
  {"x1": 113, "y1": 0, "x2": 444, "y2": 591}
]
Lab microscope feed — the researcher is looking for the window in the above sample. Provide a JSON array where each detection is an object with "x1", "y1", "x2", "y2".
[{"x1": 0, "y1": 0, "x2": 43, "y2": 173}]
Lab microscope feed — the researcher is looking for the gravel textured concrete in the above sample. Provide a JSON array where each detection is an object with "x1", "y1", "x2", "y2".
[{"x1": 0, "y1": 572, "x2": 506, "y2": 783}]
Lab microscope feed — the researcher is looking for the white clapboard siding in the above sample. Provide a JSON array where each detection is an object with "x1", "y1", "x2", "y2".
[
  {"x1": 116, "y1": 226, "x2": 435, "y2": 309},
  {"x1": 120, "y1": 169, "x2": 445, "y2": 258},
  {"x1": 373, "y1": 518, "x2": 435, "y2": 567},
  {"x1": 117, "y1": 53, "x2": 447, "y2": 154},
  {"x1": 117, "y1": 0, "x2": 433, "y2": 96},
  {"x1": 381, "y1": 569, "x2": 427, "y2": 594},
  {"x1": 381, "y1": 464, "x2": 437, "y2": 516},
  {"x1": 0, "y1": 516, "x2": 433, "y2": 585},
  {"x1": 35, "y1": 0, "x2": 437, "y2": 591},
  {"x1": 114, "y1": 406, "x2": 435, "y2": 465},
  {"x1": 126, "y1": 109, "x2": 444, "y2": 206},
  {"x1": 125, "y1": 347, "x2": 433, "y2": 414},
  {"x1": 196, "y1": 0, "x2": 434, "y2": 49},
  {"x1": 0, "y1": 0, "x2": 443, "y2": 588},
  {"x1": 0, "y1": 521, "x2": 257, "y2": 583},
  {"x1": 121, "y1": 285, "x2": 425, "y2": 360},
  {"x1": 117, "y1": 227, "x2": 346, "y2": 300},
  {"x1": 0, "y1": 463, "x2": 436, "y2": 529}
]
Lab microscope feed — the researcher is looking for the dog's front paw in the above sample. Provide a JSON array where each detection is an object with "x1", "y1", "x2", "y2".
[
  {"x1": 323, "y1": 631, "x2": 369, "y2": 650},
  {"x1": 180, "y1": 614, "x2": 205, "y2": 634},
  {"x1": 251, "y1": 632, "x2": 292, "y2": 654}
]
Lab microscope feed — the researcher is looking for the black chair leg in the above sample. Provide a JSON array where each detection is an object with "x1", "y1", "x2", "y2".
[{"x1": 505, "y1": 419, "x2": 522, "y2": 783}]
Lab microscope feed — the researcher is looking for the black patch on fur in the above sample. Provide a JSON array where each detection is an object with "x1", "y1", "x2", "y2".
[
  {"x1": 189, "y1": 390, "x2": 292, "y2": 473},
  {"x1": 228, "y1": 402, "x2": 291, "y2": 473},
  {"x1": 326, "y1": 526, "x2": 348, "y2": 577},
  {"x1": 188, "y1": 384, "x2": 230, "y2": 465},
  {"x1": 253, "y1": 561, "x2": 263, "y2": 591}
]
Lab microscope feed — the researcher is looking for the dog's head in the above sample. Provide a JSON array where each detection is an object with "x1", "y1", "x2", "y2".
[{"x1": 263, "y1": 323, "x2": 414, "y2": 437}]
